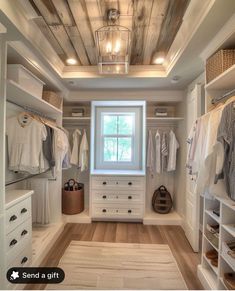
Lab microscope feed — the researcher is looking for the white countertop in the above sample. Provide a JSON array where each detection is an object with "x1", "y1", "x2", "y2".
[{"x1": 5, "y1": 189, "x2": 34, "y2": 209}]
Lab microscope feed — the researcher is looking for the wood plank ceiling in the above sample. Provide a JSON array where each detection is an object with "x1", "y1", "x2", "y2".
[{"x1": 28, "y1": 0, "x2": 190, "y2": 66}]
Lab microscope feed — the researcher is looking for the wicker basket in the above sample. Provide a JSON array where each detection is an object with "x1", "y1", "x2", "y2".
[
  {"x1": 206, "y1": 49, "x2": 235, "y2": 84},
  {"x1": 42, "y1": 91, "x2": 62, "y2": 110}
]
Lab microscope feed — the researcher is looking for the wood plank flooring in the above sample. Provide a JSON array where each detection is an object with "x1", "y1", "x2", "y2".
[{"x1": 26, "y1": 223, "x2": 203, "y2": 290}]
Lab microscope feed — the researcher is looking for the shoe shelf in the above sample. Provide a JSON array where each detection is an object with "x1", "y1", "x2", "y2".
[
  {"x1": 203, "y1": 254, "x2": 219, "y2": 275},
  {"x1": 205, "y1": 209, "x2": 221, "y2": 224},
  {"x1": 198, "y1": 196, "x2": 235, "y2": 289}
]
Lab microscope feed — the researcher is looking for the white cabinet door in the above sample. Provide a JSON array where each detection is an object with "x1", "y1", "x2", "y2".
[{"x1": 185, "y1": 84, "x2": 201, "y2": 252}]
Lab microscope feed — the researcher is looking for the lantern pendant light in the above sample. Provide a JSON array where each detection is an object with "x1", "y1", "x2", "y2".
[{"x1": 95, "y1": 8, "x2": 131, "y2": 74}]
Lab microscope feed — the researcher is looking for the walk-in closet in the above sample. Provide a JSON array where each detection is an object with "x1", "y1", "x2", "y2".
[{"x1": 0, "y1": 0, "x2": 235, "y2": 290}]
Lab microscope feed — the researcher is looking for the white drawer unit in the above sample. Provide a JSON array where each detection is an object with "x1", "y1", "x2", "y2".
[
  {"x1": 91, "y1": 176, "x2": 145, "y2": 191},
  {"x1": 92, "y1": 203, "x2": 144, "y2": 220},
  {"x1": 91, "y1": 175, "x2": 145, "y2": 221},
  {"x1": 6, "y1": 197, "x2": 31, "y2": 235},
  {"x1": 6, "y1": 219, "x2": 32, "y2": 261},
  {"x1": 93, "y1": 190, "x2": 143, "y2": 204},
  {"x1": 4, "y1": 190, "x2": 33, "y2": 276},
  {"x1": 7, "y1": 236, "x2": 32, "y2": 268}
]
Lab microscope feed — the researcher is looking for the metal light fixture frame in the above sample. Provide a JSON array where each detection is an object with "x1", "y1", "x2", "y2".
[{"x1": 95, "y1": 8, "x2": 131, "y2": 74}]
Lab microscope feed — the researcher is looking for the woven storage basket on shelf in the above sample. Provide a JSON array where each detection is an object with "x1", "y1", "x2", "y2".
[
  {"x1": 42, "y1": 91, "x2": 62, "y2": 110},
  {"x1": 206, "y1": 49, "x2": 235, "y2": 84}
]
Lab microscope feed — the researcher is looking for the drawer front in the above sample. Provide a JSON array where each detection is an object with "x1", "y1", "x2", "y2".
[
  {"x1": 6, "y1": 219, "x2": 32, "y2": 262},
  {"x1": 92, "y1": 203, "x2": 144, "y2": 219},
  {"x1": 6, "y1": 197, "x2": 31, "y2": 234},
  {"x1": 7, "y1": 242, "x2": 32, "y2": 268},
  {"x1": 92, "y1": 190, "x2": 143, "y2": 204},
  {"x1": 91, "y1": 176, "x2": 145, "y2": 191}
]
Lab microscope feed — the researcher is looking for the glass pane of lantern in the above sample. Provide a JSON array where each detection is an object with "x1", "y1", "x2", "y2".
[
  {"x1": 99, "y1": 63, "x2": 128, "y2": 74},
  {"x1": 96, "y1": 25, "x2": 130, "y2": 74}
]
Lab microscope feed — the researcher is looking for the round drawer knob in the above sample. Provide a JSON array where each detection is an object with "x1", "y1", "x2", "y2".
[
  {"x1": 128, "y1": 210, "x2": 132, "y2": 213},
  {"x1": 9, "y1": 239, "x2": 18, "y2": 247},
  {"x1": 21, "y1": 208, "x2": 27, "y2": 214},
  {"x1": 102, "y1": 209, "x2": 106, "y2": 213},
  {"x1": 116, "y1": 182, "x2": 118, "y2": 185},
  {"x1": 9, "y1": 215, "x2": 17, "y2": 222},
  {"x1": 128, "y1": 182, "x2": 132, "y2": 186},
  {"x1": 102, "y1": 195, "x2": 107, "y2": 199},
  {"x1": 116, "y1": 196, "x2": 119, "y2": 199},
  {"x1": 102, "y1": 182, "x2": 107, "y2": 185},
  {"x1": 128, "y1": 196, "x2": 132, "y2": 199},
  {"x1": 116, "y1": 210, "x2": 118, "y2": 213},
  {"x1": 21, "y1": 230, "x2": 28, "y2": 236},
  {"x1": 21, "y1": 257, "x2": 28, "y2": 264}
]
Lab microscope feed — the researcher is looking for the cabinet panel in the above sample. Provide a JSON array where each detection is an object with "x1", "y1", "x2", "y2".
[
  {"x1": 92, "y1": 203, "x2": 144, "y2": 219},
  {"x1": 92, "y1": 190, "x2": 143, "y2": 204},
  {"x1": 6, "y1": 197, "x2": 31, "y2": 234},
  {"x1": 6, "y1": 219, "x2": 32, "y2": 263},
  {"x1": 91, "y1": 176, "x2": 145, "y2": 191}
]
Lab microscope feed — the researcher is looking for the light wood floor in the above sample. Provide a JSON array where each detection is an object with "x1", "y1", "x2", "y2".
[{"x1": 26, "y1": 223, "x2": 203, "y2": 290}]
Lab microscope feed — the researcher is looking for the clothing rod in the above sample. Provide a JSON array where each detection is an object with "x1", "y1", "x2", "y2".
[
  {"x1": 5, "y1": 168, "x2": 53, "y2": 186},
  {"x1": 7, "y1": 100, "x2": 56, "y2": 122},
  {"x1": 211, "y1": 88, "x2": 235, "y2": 104}
]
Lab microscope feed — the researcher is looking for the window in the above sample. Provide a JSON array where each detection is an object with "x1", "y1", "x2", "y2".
[
  {"x1": 91, "y1": 101, "x2": 146, "y2": 173},
  {"x1": 103, "y1": 114, "x2": 134, "y2": 162}
]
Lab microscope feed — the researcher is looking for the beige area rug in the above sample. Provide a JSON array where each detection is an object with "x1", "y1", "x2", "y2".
[{"x1": 47, "y1": 241, "x2": 188, "y2": 290}]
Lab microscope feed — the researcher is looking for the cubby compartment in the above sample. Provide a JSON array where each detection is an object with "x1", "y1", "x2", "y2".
[
  {"x1": 205, "y1": 197, "x2": 221, "y2": 224},
  {"x1": 220, "y1": 256, "x2": 235, "y2": 290},
  {"x1": 203, "y1": 239, "x2": 219, "y2": 275},
  {"x1": 222, "y1": 202, "x2": 235, "y2": 225},
  {"x1": 204, "y1": 215, "x2": 220, "y2": 250},
  {"x1": 221, "y1": 227, "x2": 235, "y2": 272}
]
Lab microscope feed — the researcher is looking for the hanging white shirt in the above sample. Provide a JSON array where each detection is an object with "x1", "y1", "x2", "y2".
[
  {"x1": 70, "y1": 129, "x2": 81, "y2": 166},
  {"x1": 52, "y1": 127, "x2": 70, "y2": 172},
  {"x1": 147, "y1": 130, "x2": 154, "y2": 175},
  {"x1": 155, "y1": 130, "x2": 161, "y2": 174},
  {"x1": 79, "y1": 130, "x2": 89, "y2": 172},
  {"x1": 6, "y1": 116, "x2": 47, "y2": 174},
  {"x1": 167, "y1": 130, "x2": 179, "y2": 172}
]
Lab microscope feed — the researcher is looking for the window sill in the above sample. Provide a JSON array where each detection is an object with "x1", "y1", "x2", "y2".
[{"x1": 90, "y1": 169, "x2": 146, "y2": 176}]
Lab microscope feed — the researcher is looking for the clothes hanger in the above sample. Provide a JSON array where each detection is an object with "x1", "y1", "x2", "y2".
[{"x1": 17, "y1": 111, "x2": 33, "y2": 127}]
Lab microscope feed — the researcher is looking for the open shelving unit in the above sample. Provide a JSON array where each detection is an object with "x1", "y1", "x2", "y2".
[
  {"x1": 7, "y1": 79, "x2": 62, "y2": 117},
  {"x1": 146, "y1": 117, "x2": 184, "y2": 121},
  {"x1": 205, "y1": 63, "x2": 235, "y2": 91},
  {"x1": 198, "y1": 195, "x2": 235, "y2": 290},
  {"x1": 62, "y1": 116, "x2": 91, "y2": 126},
  {"x1": 198, "y1": 29, "x2": 235, "y2": 289}
]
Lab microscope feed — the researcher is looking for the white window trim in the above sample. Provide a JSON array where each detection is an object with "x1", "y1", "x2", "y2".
[{"x1": 90, "y1": 101, "x2": 146, "y2": 175}]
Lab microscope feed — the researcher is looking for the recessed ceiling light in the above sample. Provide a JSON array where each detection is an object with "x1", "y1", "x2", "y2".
[
  {"x1": 154, "y1": 57, "x2": 165, "y2": 65},
  {"x1": 66, "y1": 58, "x2": 77, "y2": 65},
  {"x1": 171, "y1": 76, "x2": 180, "y2": 84},
  {"x1": 153, "y1": 51, "x2": 165, "y2": 65}
]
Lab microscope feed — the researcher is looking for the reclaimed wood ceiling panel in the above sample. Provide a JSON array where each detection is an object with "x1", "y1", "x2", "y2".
[{"x1": 28, "y1": 0, "x2": 189, "y2": 66}]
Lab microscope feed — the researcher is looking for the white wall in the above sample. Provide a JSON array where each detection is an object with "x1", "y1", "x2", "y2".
[{"x1": 66, "y1": 89, "x2": 184, "y2": 103}]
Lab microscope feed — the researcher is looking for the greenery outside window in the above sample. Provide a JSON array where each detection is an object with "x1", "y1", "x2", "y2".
[{"x1": 91, "y1": 101, "x2": 145, "y2": 173}]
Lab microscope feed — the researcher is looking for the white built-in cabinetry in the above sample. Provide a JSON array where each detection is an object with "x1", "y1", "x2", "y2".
[
  {"x1": 63, "y1": 100, "x2": 185, "y2": 225},
  {"x1": 5, "y1": 190, "x2": 33, "y2": 289},
  {"x1": 198, "y1": 196, "x2": 235, "y2": 290},
  {"x1": 198, "y1": 27, "x2": 235, "y2": 290},
  {"x1": 0, "y1": 38, "x2": 65, "y2": 288},
  {"x1": 90, "y1": 175, "x2": 145, "y2": 221}
]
